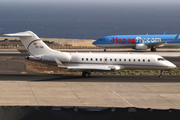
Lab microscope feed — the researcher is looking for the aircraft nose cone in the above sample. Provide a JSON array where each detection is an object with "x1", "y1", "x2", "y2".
[
  {"x1": 92, "y1": 41, "x2": 96, "y2": 45},
  {"x1": 171, "y1": 64, "x2": 176, "y2": 69},
  {"x1": 167, "y1": 62, "x2": 176, "y2": 69}
]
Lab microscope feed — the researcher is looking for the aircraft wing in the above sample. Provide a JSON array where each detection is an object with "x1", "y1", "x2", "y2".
[
  {"x1": 146, "y1": 41, "x2": 167, "y2": 47},
  {"x1": 67, "y1": 66, "x2": 111, "y2": 70},
  {"x1": 67, "y1": 65, "x2": 122, "y2": 71},
  {"x1": 146, "y1": 33, "x2": 180, "y2": 47},
  {"x1": 54, "y1": 58, "x2": 121, "y2": 71}
]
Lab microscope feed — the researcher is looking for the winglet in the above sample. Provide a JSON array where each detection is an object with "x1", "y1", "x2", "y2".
[
  {"x1": 172, "y1": 33, "x2": 180, "y2": 41},
  {"x1": 54, "y1": 58, "x2": 67, "y2": 68},
  {"x1": 163, "y1": 31, "x2": 166, "y2": 35}
]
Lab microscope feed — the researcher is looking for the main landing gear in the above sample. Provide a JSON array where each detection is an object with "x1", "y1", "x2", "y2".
[
  {"x1": 159, "y1": 70, "x2": 163, "y2": 79},
  {"x1": 104, "y1": 49, "x2": 106, "y2": 52},
  {"x1": 151, "y1": 47, "x2": 156, "y2": 52},
  {"x1": 82, "y1": 72, "x2": 91, "y2": 78}
]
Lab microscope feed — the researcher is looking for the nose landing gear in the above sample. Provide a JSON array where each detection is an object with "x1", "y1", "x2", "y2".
[{"x1": 159, "y1": 70, "x2": 163, "y2": 79}]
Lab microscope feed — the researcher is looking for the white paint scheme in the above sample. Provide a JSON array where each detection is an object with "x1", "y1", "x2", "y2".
[
  {"x1": 4, "y1": 31, "x2": 55, "y2": 56},
  {"x1": 3, "y1": 31, "x2": 176, "y2": 77}
]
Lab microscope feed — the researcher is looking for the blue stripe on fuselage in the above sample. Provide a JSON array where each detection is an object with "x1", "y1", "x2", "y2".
[{"x1": 93, "y1": 34, "x2": 180, "y2": 45}]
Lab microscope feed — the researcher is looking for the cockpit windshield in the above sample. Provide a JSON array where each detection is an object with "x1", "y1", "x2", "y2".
[
  {"x1": 97, "y1": 39, "x2": 102, "y2": 41},
  {"x1": 157, "y1": 58, "x2": 166, "y2": 61}
]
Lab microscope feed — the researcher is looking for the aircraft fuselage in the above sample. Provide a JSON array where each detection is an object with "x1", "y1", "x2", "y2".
[{"x1": 93, "y1": 34, "x2": 180, "y2": 50}]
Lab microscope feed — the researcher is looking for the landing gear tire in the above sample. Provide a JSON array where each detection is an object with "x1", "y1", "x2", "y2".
[
  {"x1": 82, "y1": 72, "x2": 91, "y2": 78},
  {"x1": 159, "y1": 70, "x2": 163, "y2": 79},
  {"x1": 159, "y1": 75, "x2": 163, "y2": 79},
  {"x1": 151, "y1": 47, "x2": 156, "y2": 52},
  {"x1": 104, "y1": 49, "x2": 106, "y2": 52}
]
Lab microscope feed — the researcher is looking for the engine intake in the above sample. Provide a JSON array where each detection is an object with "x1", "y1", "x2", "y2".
[
  {"x1": 41, "y1": 53, "x2": 71, "y2": 62},
  {"x1": 26, "y1": 56, "x2": 41, "y2": 60},
  {"x1": 135, "y1": 44, "x2": 148, "y2": 50}
]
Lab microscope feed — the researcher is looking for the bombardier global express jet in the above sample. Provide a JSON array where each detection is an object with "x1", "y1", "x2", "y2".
[
  {"x1": 3, "y1": 31, "x2": 177, "y2": 78},
  {"x1": 93, "y1": 32, "x2": 180, "y2": 52}
]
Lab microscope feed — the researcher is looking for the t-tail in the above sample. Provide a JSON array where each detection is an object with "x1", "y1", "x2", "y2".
[{"x1": 3, "y1": 31, "x2": 54, "y2": 57}]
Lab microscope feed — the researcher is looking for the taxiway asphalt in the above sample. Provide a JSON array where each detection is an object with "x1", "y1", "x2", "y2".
[{"x1": 0, "y1": 74, "x2": 180, "y2": 109}]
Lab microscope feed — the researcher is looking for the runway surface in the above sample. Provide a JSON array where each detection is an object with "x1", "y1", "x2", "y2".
[
  {"x1": 0, "y1": 74, "x2": 180, "y2": 109},
  {"x1": 0, "y1": 49, "x2": 180, "y2": 109},
  {"x1": 0, "y1": 74, "x2": 180, "y2": 82}
]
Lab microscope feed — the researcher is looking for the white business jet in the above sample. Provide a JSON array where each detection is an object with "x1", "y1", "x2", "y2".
[{"x1": 3, "y1": 31, "x2": 176, "y2": 78}]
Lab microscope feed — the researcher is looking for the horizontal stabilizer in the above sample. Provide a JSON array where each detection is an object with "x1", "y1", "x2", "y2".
[{"x1": 3, "y1": 31, "x2": 33, "y2": 37}]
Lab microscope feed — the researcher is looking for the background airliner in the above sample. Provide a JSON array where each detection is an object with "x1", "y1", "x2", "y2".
[
  {"x1": 93, "y1": 32, "x2": 180, "y2": 52},
  {"x1": 3, "y1": 31, "x2": 176, "y2": 78}
]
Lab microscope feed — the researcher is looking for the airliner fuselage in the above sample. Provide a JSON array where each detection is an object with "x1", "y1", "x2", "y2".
[{"x1": 93, "y1": 34, "x2": 180, "y2": 51}]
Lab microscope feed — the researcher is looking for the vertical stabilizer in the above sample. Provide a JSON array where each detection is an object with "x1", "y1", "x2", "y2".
[{"x1": 3, "y1": 31, "x2": 53, "y2": 56}]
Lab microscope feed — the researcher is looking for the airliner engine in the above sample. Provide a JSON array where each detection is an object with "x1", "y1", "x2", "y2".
[
  {"x1": 26, "y1": 56, "x2": 41, "y2": 60},
  {"x1": 41, "y1": 53, "x2": 71, "y2": 62},
  {"x1": 135, "y1": 44, "x2": 148, "y2": 50},
  {"x1": 26, "y1": 52, "x2": 71, "y2": 62}
]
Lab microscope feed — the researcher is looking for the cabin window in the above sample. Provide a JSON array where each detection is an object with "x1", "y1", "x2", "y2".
[
  {"x1": 143, "y1": 59, "x2": 145, "y2": 62},
  {"x1": 129, "y1": 59, "x2": 131, "y2": 62},
  {"x1": 115, "y1": 59, "x2": 117, "y2": 61},
  {"x1": 148, "y1": 59, "x2": 150, "y2": 62},
  {"x1": 86, "y1": 58, "x2": 88, "y2": 61},
  {"x1": 91, "y1": 58, "x2": 93, "y2": 61},
  {"x1": 119, "y1": 59, "x2": 121, "y2": 61},
  {"x1": 138, "y1": 59, "x2": 140, "y2": 62},
  {"x1": 96, "y1": 58, "x2": 98, "y2": 61},
  {"x1": 124, "y1": 59, "x2": 126, "y2": 62},
  {"x1": 82, "y1": 58, "x2": 84, "y2": 61},
  {"x1": 100, "y1": 58, "x2": 102, "y2": 61},
  {"x1": 134, "y1": 59, "x2": 135, "y2": 62},
  {"x1": 105, "y1": 59, "x2": 107, "y2": 61},
  {"x1": 110, "y1": 59, "x2": 112, "y2": 61}
]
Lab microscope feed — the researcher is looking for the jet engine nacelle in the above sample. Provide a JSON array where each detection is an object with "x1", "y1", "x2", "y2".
[
  {"x1": 135, "y1": 44, "x2": 148, "y2": 50},
  {"x1": 41, "y1": 52, "x2": 71, "y2": 62},
  {"x1": 26, "y1": 56, "x2": 41, "y2": 60}
]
